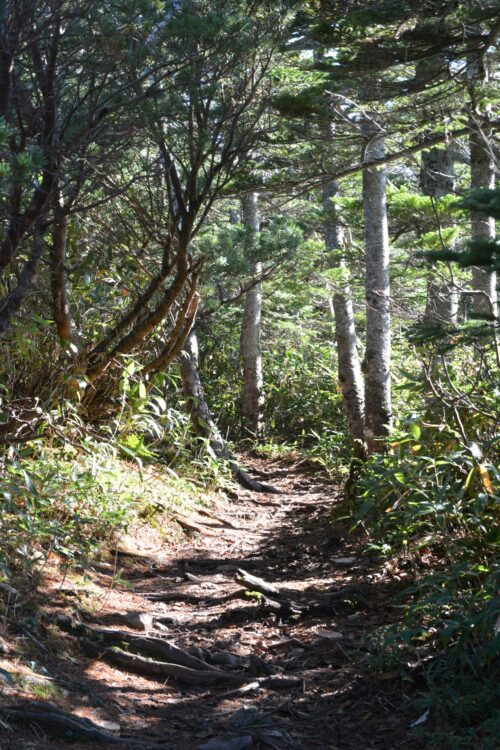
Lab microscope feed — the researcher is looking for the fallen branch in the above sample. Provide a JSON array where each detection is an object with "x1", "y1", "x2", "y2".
[
  {"x1": 235, "y1": 569, "x2": 280, "y2": 596},
  {"x1": 235, "y1": 569, "x2": 303, "y2": 617},
  {"x1": 217, "y1": 675, "x2": 302, "y2": 700}
]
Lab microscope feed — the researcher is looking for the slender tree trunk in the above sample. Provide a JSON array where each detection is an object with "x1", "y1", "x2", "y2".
[
  {"x1": 180, "y1": 331, "x2": 227, "y2": 454},
  {"x1": 420, "y1": 146, "x2": 459, "y2": 325},
  {"x1": 362, "y1": 122, "x2": 392, "y2": 450},
  {"x1": 240, "y1": 192, "x2": 264, "y2": 436},
  {"x1": 50, "y1": 206, "x2": 75, "y2": 344},
  {"x1": 467, "y1": 52, "x2": 497, "y2": 318},
  {"x1": 142, "y1": 280, "x2": 199, "y2": 377},
  {"x1": 0, "y1": 226, "x2": 46, "y2": 339},
  {"x1": 180, "y1": 330, "x2": 279, "y2": 493},
  {"x1": 424, "y1": 280, "x2": 459, "y2": 324},
  {"x1": 469, "y1": 127, "x2": 497, "y2": 317},
  {"x1": 86, "y1": 255, "x2": 191, "y2": 382},
  {"x1": 322, "y1": 180, "x2": 365, "y2": 441}
]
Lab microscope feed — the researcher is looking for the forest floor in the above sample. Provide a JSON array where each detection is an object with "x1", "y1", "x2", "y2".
[{"x1": 0, "y1": 457, "x2": 424, "y2": 750}]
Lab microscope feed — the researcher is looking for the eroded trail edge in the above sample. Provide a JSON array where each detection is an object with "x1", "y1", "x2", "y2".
[{"x1": 1, "y1": 459, "x2": 421, "y2": 750}]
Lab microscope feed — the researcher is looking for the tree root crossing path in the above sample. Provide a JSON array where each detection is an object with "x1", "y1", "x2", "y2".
[{"x1": 1, "y1": 459, "x2": 421, "y2": 750}]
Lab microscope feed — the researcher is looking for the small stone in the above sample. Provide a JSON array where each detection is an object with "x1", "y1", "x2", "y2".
[{"x1": 124, "y1": 612, "x2": 153, "y2": 631}]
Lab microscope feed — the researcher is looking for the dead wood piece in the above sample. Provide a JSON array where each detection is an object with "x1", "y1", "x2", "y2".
[
  {"x1": 145, "y1": 591, "x2": 197, "y2": 603},
  {"x1": 218, "y1": 681, "x2": 261, "y2": 699},
  {"x1": 258, "y1": 676, "x2": 302, "y2": 690},
  {"x1": 217, "y1": 675, "x2": 302, "y2": 700},
  {"x1": 3, "y1": 703, "x2": 151, "y2": 746},
  {"x1": 79, "y1": 639, "x2": 246, "y2": 686},
  {"x1": 235, "y1": 569, "x2": 280, "y2": 596},
  {"x1": 57, "y1": 615, "x2": 215, "y2": 671},
  {"x1": 260, "y1": 596, "x2": 302, "y2": 618}
]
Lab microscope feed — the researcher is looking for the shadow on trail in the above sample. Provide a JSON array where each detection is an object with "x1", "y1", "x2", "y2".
[{"x1": 3, "y1": 461, "x2": 423, "y2": 750}]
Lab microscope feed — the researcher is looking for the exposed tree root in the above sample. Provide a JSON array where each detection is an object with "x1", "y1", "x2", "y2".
[
  {"x1": 173, "y1": 514, "x2": 219, "y2": 536},
  {"x1": 57, "y1": 616, "x2": 302, "y2": 693},
  {"x1": 197, "y1": 508, "x2": 243, "y2": 529},
  {"x1": 79, "y1": 639, "x2": 246, "y2": 685},
  {"x1": 180, "y1": 332, "x2": 283, "y2": 495},
  {"x1": 232, "y1": 463, "x2": 284, "y2": 494},
  {"x1": 56, "y1": 615, "x2": 215, "y2": 671},
  {"x1": 2, "y1": 701, "x2": 154, "y2": 746}
]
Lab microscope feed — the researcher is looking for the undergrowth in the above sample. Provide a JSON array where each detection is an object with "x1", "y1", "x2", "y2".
[
  {"x1": 340, "y1": 421, "x2": 499, "y2": 750},
  {"x1": 0, "y1": 430, "x2": 224, "y2": 599}
]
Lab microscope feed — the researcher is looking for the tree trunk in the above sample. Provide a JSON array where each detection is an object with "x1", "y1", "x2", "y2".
[
  {"x1": 467, "y1": 52, "x2": 497, "y2": 318},
  {"x1": 322, "y1": 180, "x2": 365, "y2": 441},
  {"x1": 420, "y1": 146, "x2": 459, "y2": 325},
  {"x1": 0, "y1": 226, "x2": 47, "y2": 339},
  {"x1": 50, "y1": 206, "x2": 75, "y2": 344},
  {"x1": 86, "y1": 255, "x2": 191, "y2": 382},
  {"x1": 180, "y1": 330, "x2": 280, "y2": 493},
  {"x1": 142, "y1": 281, "x2": 199, "y2": 377},
  {"x1": 469, "y1": 128, "x2": 497, "y2": 317},
  {"x1": 424, "y1": 280, "x2": 459, "y2": 325},
  {"x1": 362, "y1": 122, "x2": 392, "y2": 451},
  {"x1": 240, "y1": 192, "x2": 264, "y2": 437}
]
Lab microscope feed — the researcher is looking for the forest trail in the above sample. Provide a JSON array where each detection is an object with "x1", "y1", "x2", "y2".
[{"x1": 1, "y1": 459, "x2": 420, "y2": 750}]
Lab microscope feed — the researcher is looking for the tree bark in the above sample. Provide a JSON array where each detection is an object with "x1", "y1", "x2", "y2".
[
  {"x1": 0, "y1": 227, "x2": 47, "y2": 339},
  {"x1": 50, "y1": 206, "x2": 75, "y2": 344},
  {"x1": 469, "y1": 127, "x2": 497, "y2": 318},
  {"x1": 467, "y1": 51, "x2": 497, "y2": 318},
  {"x1": 85, "y1": 253, "x2": 191, "y2": 382},
  {"x1": 424, "y1": 280, "x2": 459, "y2": 325},
  {"x1": 362, "y1": 122, "x2": 391, "y2": 450},
  {"x1": 420, "y1": 146, "x2": 459, "y2": 325},
  {"x1": 240, "y1": 193, "x2": 264, "y2": 437},
  {"x1": 142, "y1": 280, "x2": 199, "y2": 377},
  {"x1": 322, "y1": 180, "x2": 365, "y2": 441}
]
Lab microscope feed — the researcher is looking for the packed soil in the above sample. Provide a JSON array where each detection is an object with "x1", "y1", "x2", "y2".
[{"x1": 0, "y1": 458, "x2": 424, "y2": 750}]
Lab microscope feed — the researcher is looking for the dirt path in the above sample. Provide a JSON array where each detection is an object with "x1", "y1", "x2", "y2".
[{"x1": 1, "y1": 459, "x2": 421, "y2": 749}]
